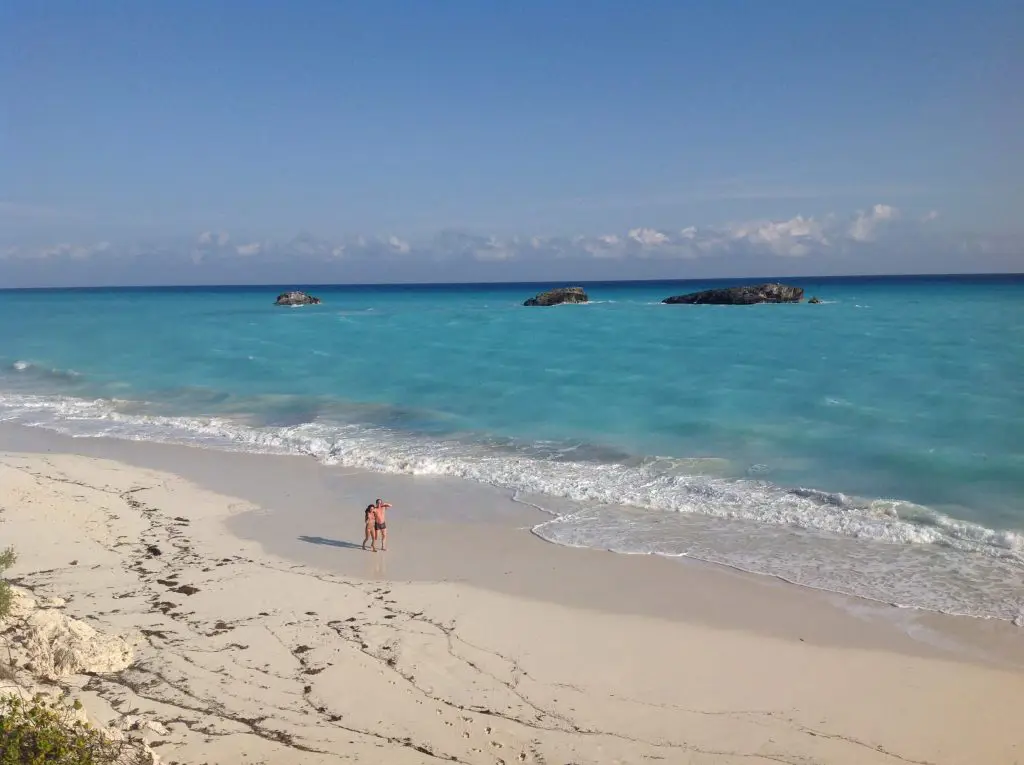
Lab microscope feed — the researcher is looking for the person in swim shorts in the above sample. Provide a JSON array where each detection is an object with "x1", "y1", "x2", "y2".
[{"x1": 371, "y1": 497, "x2": 391, "y2": 552}]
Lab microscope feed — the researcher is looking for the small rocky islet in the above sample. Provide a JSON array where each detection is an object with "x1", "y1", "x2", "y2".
[
  {"x1": 661, "y1": 283, "x2": 805, "y2": 305},
  {"x1": 271, "y1": 284, "x2": 820, "y2": 308},
  {"x1": 521, "y1": 283, "x2": 820, "y2": 307},
  {"x1": 523, "y1": 286, "x2": 589, "y2": 306},
  {"x1": 274, "y1": 290, "x2": 322, "y2": 306}
]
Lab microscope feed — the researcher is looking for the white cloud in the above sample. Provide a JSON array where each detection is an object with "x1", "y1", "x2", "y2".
[
  {"x1": 288, "y1": 233, "x2": 333, "y2": 257},
  {"x1": 387, "y1": 235, "x2": 411, "y2": 254},
  {"x1": 38, "y1": 244, "x2": 72, "y2": 258},
  {"x1": 6, "y1": 202, "x2": 960, "y2": 273},
  {"x1": 17, "y1": 241, "x2": 113, "y2": 260},
  {"x1": 923, "y1": 210, "x2": 939, "y2": 222},
  {"x1": 575, "y1": 234, "x2": 625, "y2": 259},
  {"x1": 849, "y1": 204, "x2": 900, "y2": 242},
  {"x1": 197, "y1": 230, "x2": 230, "y2": 247},
  {"x1": 77, "y1": 241, "x2": 110, "y2": 259},
  {"x1": 729, "y1": 215, "x2": 829, "y2": 257},
  {"x1": 432, "y1": 231, "x2": 521, "y2": 261},
  {"x1": 473, "y1": 238, "x2": 516, "y2": 261},
  {"x1": 235, "y1": 242, "x2": 262, "y2": 256},
  {"x1": 627, "y1": 227, "x2": 670, "y2": 247}
]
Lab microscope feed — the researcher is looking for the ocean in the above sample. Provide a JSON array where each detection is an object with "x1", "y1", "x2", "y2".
[{"x1": 2, "y1": 276, "x2": 1022, "y2": 622}]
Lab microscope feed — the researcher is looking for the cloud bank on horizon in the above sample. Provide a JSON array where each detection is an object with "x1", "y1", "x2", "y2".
[
  {"x1": 4, "y1": 2, "x2": 1021, "y2": 287},
  {"x1": 1, "y1": 202, "x2": 1017, "y2": 287}
]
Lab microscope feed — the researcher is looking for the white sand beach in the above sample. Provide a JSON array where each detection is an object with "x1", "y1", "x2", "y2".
[{"x1": 1, "y1": 433, "x2": 1023, "y2": 764}]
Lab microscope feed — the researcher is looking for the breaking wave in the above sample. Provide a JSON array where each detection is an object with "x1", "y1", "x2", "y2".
[{"x1": 0, "y1": 389, "x2": 1022, "y2": 623}]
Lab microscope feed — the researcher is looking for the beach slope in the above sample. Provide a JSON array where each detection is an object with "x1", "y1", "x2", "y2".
[{"x1": 1, "y1": 451, "x2": 1021, "y2": 764}]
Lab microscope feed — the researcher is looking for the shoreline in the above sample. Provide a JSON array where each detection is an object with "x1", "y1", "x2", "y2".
[
  {"x1": 2, "y1": 388, "x2": 1021, "y2": 626},
  {"x1": 2, "y1": 422, "x2": 1022, "y2": 667},
  {"x1": 0, "y1": 438, "x2": 1022, "y2": 762}
]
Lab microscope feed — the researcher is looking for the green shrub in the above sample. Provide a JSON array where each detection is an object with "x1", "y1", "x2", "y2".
[
  {"x1": 0, "y1": 695, "x2": 152, "y2": 765},
  {"x1": 0, "y1": 547, "x2": 14, "y2": 620}
]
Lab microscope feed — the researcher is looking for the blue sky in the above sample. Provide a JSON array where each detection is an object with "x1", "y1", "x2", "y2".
[{"x1": 1, "y1": 0, "x2": 1021, "y2": 286}]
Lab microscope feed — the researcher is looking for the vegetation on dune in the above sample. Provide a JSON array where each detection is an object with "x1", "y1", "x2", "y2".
[
  {"x1": 0, "y1": 695, "x2": 152, "y2": 765},
  {"x1": 0, "y1": 547, "x2": 15, "y2": 685},
  {"x1": 0, "y1": 549, "x2": 152, "y2": 764},
  {"x1": 0, "y1": 546, "x2": 14, "y2": 620}
]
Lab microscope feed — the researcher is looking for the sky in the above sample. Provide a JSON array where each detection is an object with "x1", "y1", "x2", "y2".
[{"x1": 1, "y1": 0, "x2": 1022, "y2": 287}]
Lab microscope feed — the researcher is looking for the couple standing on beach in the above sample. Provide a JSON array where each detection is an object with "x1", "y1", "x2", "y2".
[{"x1": 362, "y1": 498, "x2": 391, "y2": 552}]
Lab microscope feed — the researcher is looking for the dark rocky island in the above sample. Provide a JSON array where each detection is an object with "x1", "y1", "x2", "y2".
[
  {"x1": 274, "y1": 291, "x2": 322, "y2": 306},
  {"x1": 662, "y1": 283, "x2": 804, "y2": 305},
  {"x1": 523, "y1": 286, "x2": 589, "y2": 306}
]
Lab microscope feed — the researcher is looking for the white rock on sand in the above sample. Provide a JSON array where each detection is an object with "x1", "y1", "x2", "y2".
[
  {"x1": 0, "y1": 588, "x2": 159, "y2": 763},
  {"x1": 9, "y1": 589, "x2": 136, "y2": 680}
]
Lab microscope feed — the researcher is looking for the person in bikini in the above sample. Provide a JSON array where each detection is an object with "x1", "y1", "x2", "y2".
[
  {"x1": 370, "y1": 497, "x2": 391, "y2": 552},
  {"x1": 362, "y1": 504, "x2": 376, "y2": 551}
]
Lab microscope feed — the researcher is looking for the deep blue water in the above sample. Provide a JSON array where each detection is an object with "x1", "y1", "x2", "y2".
[{"x1": 2, "y1": 276, "x2": 1023, "y2": 621}]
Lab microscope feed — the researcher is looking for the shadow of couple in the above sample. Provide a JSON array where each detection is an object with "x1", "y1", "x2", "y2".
[{"x1": 297, "y1": 535, "x2": 364, "y2": 550}]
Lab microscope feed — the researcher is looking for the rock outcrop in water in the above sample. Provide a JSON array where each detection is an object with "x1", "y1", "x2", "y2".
[
  {"x1": 662, "y1": 283, "x2": 804, "y2": 305},
  {"x1": 523, "y1": 287, "x2": 589, "y2": 306},
  {"x1": 808, "y1": 296, "x2": 822, "y2": 304},
  {"x1": 274, "y1": 291, "x2": 321, "y2": 306}
]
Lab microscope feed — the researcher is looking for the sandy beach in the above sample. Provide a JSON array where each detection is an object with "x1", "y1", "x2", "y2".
[{"x1": 1, "y1": 428, "x2": 1022, "y2": 764}]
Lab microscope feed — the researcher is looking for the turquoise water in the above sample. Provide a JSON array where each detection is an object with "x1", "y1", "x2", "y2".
[{"x1": 2, "y1": 277, "x2": 1023, "y2": 621}]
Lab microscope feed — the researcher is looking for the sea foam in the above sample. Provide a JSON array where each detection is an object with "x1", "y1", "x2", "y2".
[{"x1": 1, "y1": 389, "x2": 1022, "y2": 622}]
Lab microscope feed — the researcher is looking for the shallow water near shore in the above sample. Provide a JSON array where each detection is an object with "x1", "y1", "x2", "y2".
[{"x1": 1, "y1": 276, "x2": 1023, "y2": 622}]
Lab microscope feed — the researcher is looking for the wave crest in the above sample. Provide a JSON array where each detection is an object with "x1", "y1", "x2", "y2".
[
  {"x1": 1, "y1": 389, "x2": 1021, "y2": 622},
  {"x1": 8, "y1": 360, "x2": 83, "y2": 381}
]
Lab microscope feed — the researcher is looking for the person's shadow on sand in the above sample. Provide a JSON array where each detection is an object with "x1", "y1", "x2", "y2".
[{"x1": 298, "y1": 535, "x2": 363, "y2": 550}]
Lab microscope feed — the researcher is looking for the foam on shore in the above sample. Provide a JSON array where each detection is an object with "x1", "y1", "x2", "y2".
[{"x1": 1, "y1": 388, "x2": 1023, "y2": 623}]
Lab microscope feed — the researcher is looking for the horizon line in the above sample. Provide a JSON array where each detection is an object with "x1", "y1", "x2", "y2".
[{"x1": 1, "y1": 270, "x2": 1022, "y2": 292}]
